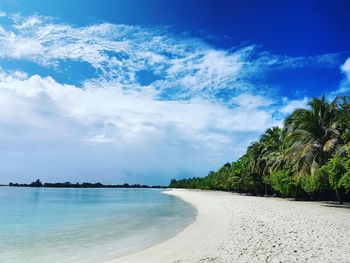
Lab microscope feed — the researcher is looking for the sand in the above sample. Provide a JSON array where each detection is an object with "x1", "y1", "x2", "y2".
[{"x1": 111, "y1": 189, "x2": 350, "y2": 263}]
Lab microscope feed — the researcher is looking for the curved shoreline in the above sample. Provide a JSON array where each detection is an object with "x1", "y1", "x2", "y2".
[
  {"x1": 111, "y1": 189, "x2": 232, "y2": 263},
  {"x1": 111, "y1": 189, "x2": 350, "y2": 263}
]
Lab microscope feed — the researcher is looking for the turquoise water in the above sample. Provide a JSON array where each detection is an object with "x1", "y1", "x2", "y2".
[{"x1": 0, "y1": 187, "x2": 196, "y2": 263}]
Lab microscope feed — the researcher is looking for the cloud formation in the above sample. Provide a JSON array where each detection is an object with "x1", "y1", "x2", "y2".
[
  {"x1": 0, "y1": 14, "x2": 340, "y2": 184},
  {"x1": 280, "y1": 97, "x2": 309, "y2": 114},
  {"x1": 0, "y1": 69, "x2": 280, "y2": 184},
  {"x1": 0, "y1": 15, "x2": 340, "y2": 100},
  {"x1": 328, "y1": 58, "x2": 350, "y2": 98},
  {"x1": 341, "y1": 58, "x2": 350, "y2": 81}
]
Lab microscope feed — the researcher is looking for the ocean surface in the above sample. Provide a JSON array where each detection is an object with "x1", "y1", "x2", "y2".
[{"x1": 0, "y1": 187, "x2": 196, "y2": 263}]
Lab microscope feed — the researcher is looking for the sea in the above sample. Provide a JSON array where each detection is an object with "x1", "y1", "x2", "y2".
[{"x1": 0, "y1": 187, "x2": 196, "y2": 263}]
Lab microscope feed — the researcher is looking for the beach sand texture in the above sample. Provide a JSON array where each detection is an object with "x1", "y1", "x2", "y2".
[{"x1": 113, "y1": 189, "x2": 350, "y2": 263}]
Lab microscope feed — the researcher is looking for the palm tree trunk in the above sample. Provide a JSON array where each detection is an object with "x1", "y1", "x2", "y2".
[{"x1": 335, "y1": 188, "x2": 343, "y2": 205}]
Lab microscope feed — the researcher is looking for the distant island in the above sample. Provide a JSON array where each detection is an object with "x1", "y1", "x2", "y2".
[{"x1": 7, "y1": 179, "x2": 165, "y2": 189}]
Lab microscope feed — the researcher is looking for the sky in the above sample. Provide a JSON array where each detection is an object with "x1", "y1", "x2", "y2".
[{"x1": 0, "y1": 0, "x2": 349, "y2": 185}]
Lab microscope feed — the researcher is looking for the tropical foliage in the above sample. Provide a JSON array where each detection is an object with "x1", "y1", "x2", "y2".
[{"x1": 169, "y1": 96, "x2": 350, "y2": 203}]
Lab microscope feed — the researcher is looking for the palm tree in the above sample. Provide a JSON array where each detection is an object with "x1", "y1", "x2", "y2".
[
  {"x1": 249, "y1": 127, "x2": 283, "y2": 196},
  {"x1": 283, "y1": 96, "x2": 349, "y2": 203},
  {"x1": 259, "y1": 127, "x2": 284, "y2": 171}
]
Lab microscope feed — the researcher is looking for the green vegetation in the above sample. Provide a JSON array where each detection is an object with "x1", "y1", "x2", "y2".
[
  {"x1": 8, "y1": 180, "x2": 165, "y2": 189},
  {"x1": 169, "y1": 96, "x2": 350, "y2": 203}
]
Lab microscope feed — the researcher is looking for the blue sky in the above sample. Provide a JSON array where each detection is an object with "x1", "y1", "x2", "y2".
[{"x1": 0, "y1": 0, "x2": 349, "y2": 184}]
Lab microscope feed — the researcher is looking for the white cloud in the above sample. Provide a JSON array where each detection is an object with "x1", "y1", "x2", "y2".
[
  {"x1": 230, "y1": 93, "x2": 274, "y2": 108},
  {"x1": 341, "y1": 58, "x2": 350, "y2": 81},
  {"x1": 0, "y1": 71, "x2": 278, "y2": 138},
  {"x1": 328, "y1": 58, "x2": 350, "y2": 98},
  {"x1": 0, "y1": 15, "x2": 340, "y2": 100},
  {"x1": 13, "y1": 15, "x2": 44, "y2": 29},
  {"x1": 0, "y1": 70, "x2": 279, "y2": 184},
  {"x1": 0, "y1": 18, "x2": 250, "y2": 108},
  {"x1": 0, "y1": 14, "x2": 338, "y2": 184},
  {"x1": 280, "y1": 97, "x2": 308, "y2": 114}
]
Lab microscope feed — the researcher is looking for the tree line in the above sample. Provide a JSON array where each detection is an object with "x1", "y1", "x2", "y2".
[
  {"x1": 169, "y1": 96, "x2": 350, "y2": 204},
  {"x1": 8, "y1": 179, "x2": 165, "y2": 189}
]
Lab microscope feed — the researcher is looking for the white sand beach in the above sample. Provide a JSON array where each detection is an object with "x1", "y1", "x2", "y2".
[{"x1": 113, "y1": 189, "x2": 350, "y2": 263}]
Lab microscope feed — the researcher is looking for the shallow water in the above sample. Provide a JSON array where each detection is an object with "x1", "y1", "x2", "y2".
[{"x1": 0, "y1": 187, "x2": 196, "y2": 263}]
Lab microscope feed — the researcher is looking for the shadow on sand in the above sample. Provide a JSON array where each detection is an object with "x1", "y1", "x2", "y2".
[{"x1": 320, "y1": 201, "x2": 350, "y2": 209}]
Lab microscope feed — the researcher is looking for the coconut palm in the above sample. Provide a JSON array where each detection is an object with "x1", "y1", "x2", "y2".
[
  {"x1": 168, "y1": 96, "x2": 350, "y2": 202},
  {"x1": 249, "y1": 127, "x2": 283, "y2": 195},
  {"x1": 283, "y1": 96, "x2": 350, "y2": 203},
  {"x1": 259, "y1": 127, "x2": 284, "y2": 170},
  {"x1": 284, "y1": 97, "x2": 345, "y2": 175}
]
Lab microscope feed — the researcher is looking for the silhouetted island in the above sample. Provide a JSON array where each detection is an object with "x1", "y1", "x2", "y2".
[{"x1": 7, "y1": 179, "x2": 165, "y2": 189}]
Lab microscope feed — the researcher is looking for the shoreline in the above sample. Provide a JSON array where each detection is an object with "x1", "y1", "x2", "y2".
[
  {"x1": 112, "y1": 189, "x2": 350, "y2": 263},
  {"x1": 111, "y1": 189, "x2": 232, "y2": 263}
]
